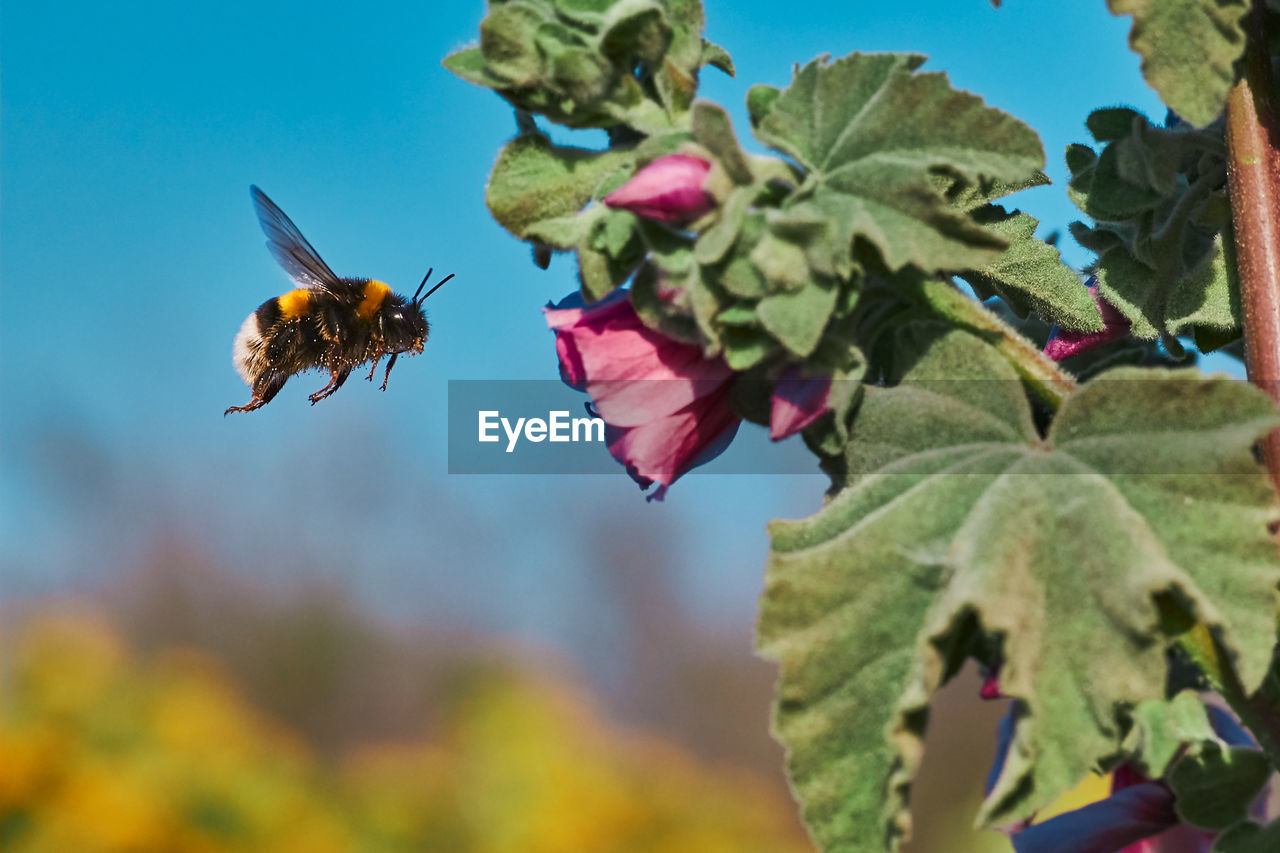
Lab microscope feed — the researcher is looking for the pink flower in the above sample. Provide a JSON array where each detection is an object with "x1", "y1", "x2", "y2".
[
  {"x1": 544, "y1": 289, "x2": 740, "y2": 498},
  {"x1": 770, "y1": 367, "x2": 832, "y2": 440},
  {"x1": 1043, "y1": 278, "x2": 1131, "y2": 361},
  {"x1": 603, "y1": 154, "x2": 715, "y2": 223}
]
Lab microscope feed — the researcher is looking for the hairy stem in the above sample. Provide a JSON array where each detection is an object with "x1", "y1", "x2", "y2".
[
  {"x1": 922, "y1": 277, "x2": 1078, "y2": 410},
  {"x1": 1222, "y1": 0, "x2": 1280, "y2": 769},
  {"x1": 1226, "y1": 1, "x2": 1280, "y2": 491}
]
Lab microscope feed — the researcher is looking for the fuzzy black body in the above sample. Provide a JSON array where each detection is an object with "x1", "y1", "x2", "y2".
[{"x1": 226, "y1": 187, "x2": 447, "y2": 415}]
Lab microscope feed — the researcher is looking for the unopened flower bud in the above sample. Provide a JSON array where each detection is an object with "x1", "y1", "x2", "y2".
[
  {"x1": 604, "y1": 154, "x2": 715, "y2": 223},
  {"x1": 1043, "y1": 279, "x2": 1131, "y2": 361}
]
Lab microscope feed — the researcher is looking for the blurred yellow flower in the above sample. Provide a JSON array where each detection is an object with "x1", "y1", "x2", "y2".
[{"x1": 0, "y1": 611, "x2": 812, "y2": 852}]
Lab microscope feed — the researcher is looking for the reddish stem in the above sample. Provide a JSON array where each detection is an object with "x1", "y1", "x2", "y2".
[
  {"x1": 1224, "y1": 0, "x2": 1280, "y2": 771},
  {"x1": 1226, "y1": 1, "x2": 1280, "y2": 492}
]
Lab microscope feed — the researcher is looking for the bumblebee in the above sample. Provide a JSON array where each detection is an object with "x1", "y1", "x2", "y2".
[{"x1": 226, "y1": 186, "x2": 453, "y2": 415}]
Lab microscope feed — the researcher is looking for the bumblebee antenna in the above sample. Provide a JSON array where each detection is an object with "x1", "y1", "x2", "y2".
[
  {"x1": 413, "y1": 269, "x2": 455, "y2": 305},
  {"x1": 411, "y1": 268, "x2": 433, "y2": 302}
]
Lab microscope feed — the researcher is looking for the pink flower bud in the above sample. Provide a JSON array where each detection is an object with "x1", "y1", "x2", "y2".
[
  {"x1": 603, "y1": 154, "x2": 715, "y2": 223},
  {"x1": 1043, "y1": 279, "x2": 1132, "y2": 361},
  {"x1": 770, "y1": 367, "x2": 832, "y2": 440}
]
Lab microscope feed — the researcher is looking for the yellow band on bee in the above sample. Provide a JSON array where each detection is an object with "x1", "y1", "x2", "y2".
[
  {"x1": 357, "y1": 280, "x2": 392, "y2": 320},
  {"x1": 278, "y1": 288, "x2": 312, "y2": 318}
]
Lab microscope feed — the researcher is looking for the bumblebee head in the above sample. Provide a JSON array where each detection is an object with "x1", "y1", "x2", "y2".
[
  {"x1": 394, "y1": 267, "x2": 455, "y2": 354},
  {"x1": 381, "y1": 300, "x2": 428, "y2": 354}
]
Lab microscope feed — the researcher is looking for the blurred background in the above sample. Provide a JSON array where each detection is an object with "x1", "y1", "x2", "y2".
[{"x1": 1, "y1": 1, "x2": 1174, "y2": 849}]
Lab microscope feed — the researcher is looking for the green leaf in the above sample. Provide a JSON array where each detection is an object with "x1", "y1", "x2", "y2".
[
  {"x1": 523, "y1": 213, "x2": 593, "y2": 249},
  {"x1": 695, "y1": 186, "x2": 752, "y2": 265},
  {"x1": 1067, "y1": 109, "x2": 1222, "y2": 223},
  {"x1": 1095, "y1": 233, "x2": 1239, "y2": 339},
  {"x1": 485, "y1": 134, "x2": 635, "y2": 238},
  {"x1": 445, "y1": 0, "x2": 694, "y2": 130},
  {"x1": 443, "y1": 46, "x2": 508, "y2": 88},
  {"x1": 598, "y1": 0, "x2": 670, "y2": 65},
  {"x1": 961, "y1": 208, "x2": 1104, "y2": 331},
  {"x1": 1122, "y1": 690, "x2": 1219, "y2": 778},
  {"x1": 751, "y1": 52, "x2": 1044, "y2": 274},
  {"x1": 701, "y1": 39, "x2": 735, "y2": 76},
  {"x1": 722, "y1": 326, "x2": 775, "y2": 370},
  {"x1": 1169, "y1": 745, "x2": 1270, "y2": 830},
  {"x1": 1213, "y1": 821, "x2": 1280, "y2": 853},
  {"x1": 630, "y1": 260, "x2": 702, "y2": 343},
  {"x1": 716, "y1": 252, "x2": 769, "y2": 300},
  {"x1": 757, "y1": 280, "x2": 838, "y2": 357},
  {"x1": 481, "y1": 1, "x2": 556, "y2": 87},
  {"x1": 691, "y1": 100, "x2": 753, "y2": 184},
  {"x1": 749, "y1": 230, "x2": 811, "y2": 291},
  {"x1": 686, "y1": 263, "x2": 729, "y2": 353},
  {"x1": 757, "y1": 331, "x2": 1280, "y2": 849},
  {"x1": 1107, "y1": 0, "x2": 1249, "y2": 128},
  {"x1": 746, "y1": 84, "x2": 781, "y2": 128},
  {"x1": 940, "y1": 170, "x2": 1051, "y2": 213},
  {"x1": 577, "y1": 209, "x2": 644, "y2": 300}
]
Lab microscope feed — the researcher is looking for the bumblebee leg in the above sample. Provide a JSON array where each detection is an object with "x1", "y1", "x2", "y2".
[
  {"x1": 380, "y1": 354, "x2": 400, "y2": 391},
  {"x1": 309, "y1": 368, "x2": 351, "y2": 404},
  {"x1": 224, "y1": 398, "x2": 267, "y2": 415},
  {"x1": 365, "y1": 355, "x2": 382, "y2": 382},
  {"x1": 225, "y1": 375, "x2": 287, "y2": 415}
]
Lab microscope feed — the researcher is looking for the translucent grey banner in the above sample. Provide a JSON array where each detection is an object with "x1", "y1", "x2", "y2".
[
  {"x1": 447, "y1": 378, "x2": 1271, "y2": 476},
  {"x1": 447, "y1": 380, "x2": 821, "y2": 476}
]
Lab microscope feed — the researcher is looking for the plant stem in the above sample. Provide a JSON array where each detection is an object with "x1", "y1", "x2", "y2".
[
  {"x1": 1222, "y1": 0, "x2": 1280, "y2": 769},
  {"x1": 922, "y1": 277, "x2": 1078, "y2": 410},
  {"x1": 1226, "y1": 0, "x2": 1280, "y2": 493}
]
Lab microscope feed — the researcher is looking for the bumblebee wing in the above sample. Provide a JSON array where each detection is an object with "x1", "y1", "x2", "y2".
[{"x1": 250, "y1": 185, "x2": 345, "y2": 296}]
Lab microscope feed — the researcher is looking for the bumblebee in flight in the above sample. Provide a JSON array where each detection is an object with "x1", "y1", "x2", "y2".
[{"x1": 226, "y1": 186, "x2": 453, "y2": 415}]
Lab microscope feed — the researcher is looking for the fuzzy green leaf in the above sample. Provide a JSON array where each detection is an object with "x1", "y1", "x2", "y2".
[
  {"x1": 722, "y1": 326, "x2": 774, "y2": 370},
  {"x1": 577, "y1": 209, "x2": 644, "y2": 301},
  {"x1": 757, "y1": 280, "x2": 838, "y2": 357},
  {"x1": 757, "y1": 331, "x2": 1280, "y2": 850},
  {"x1": 485, "y1": 134, "x2": 635, "y2": 238},
  {"x1": 1170, "y1": 746, "x2": 1271, "y2": 831},
  {"x1": 695, "y1": 185, "x2": 752, "y2": 265},
  {"x1": 1095, "y1": 233, "x2": 1239, "y2": 339},
  {"x1": 702, "y1": 39, "x2": 735, "y2": 76},
  {"x1": 443, "y1": 46, "x2": 507, "y2": 88},
  {"x1": 692, "y1": 100, "x2": 753, "y2": 184},
  {"x1": 1107, "y1": 0, "x2": 1248, "y2": 128},
  {"x1": 751, "y1": 52, "x2": 1044, "y2": 274},
  {"x1": 1214, "y1": 821, "x2": 1280, "y2": 853},
  {"x1": 962, "y1": 209, "x2": 1104, "y2": 331},
  {"x1": 1123, "y1": 691, "x2": 1219, "y2": 779},
  {"x1": 747, "y1": 84, "x2": 781, "y2": 129}
]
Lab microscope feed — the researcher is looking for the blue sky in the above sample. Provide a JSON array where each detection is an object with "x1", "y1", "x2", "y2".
[{"x1": 1, "y1": 1, "x2": 1182, "y2": 656}]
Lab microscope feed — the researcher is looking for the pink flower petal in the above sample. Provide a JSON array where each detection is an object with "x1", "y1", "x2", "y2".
[
  {"x1": 770, "y1": 368, "x2": 832, "y2": 440},
  {"x1": 1044, "y1": 282, "x2": 1131, "y2": 360},
  {"x1": 607, "y1": 381, "x2": 741, "y2": 489},
  {"x1": 545, "y1": 288, "x2": 742, "y2": 496},
  {"x1": 604, "y1": 154, "x2": 715, "y2": 223}
]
